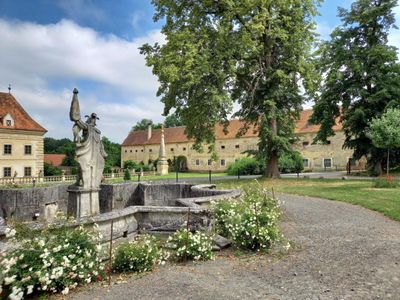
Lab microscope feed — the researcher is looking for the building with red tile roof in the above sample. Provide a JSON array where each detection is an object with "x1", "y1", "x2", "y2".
[
  {"x1": 0, "y1": 92, "x2": 47, "y2": 178},
  {"x1": 121, "y1": 109, "x2": 364, "y2": 172},
  {"x1": 44, "y1": 154, "x2": 66, "y2": 167}
]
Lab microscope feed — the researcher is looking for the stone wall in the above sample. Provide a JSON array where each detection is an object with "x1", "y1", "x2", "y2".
[{"x1": 0, "y1": 184, "x2": 68, "y2": 221}]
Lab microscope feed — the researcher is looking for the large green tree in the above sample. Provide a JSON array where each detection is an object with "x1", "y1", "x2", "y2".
[
  {"x1": 141, "y1": 0, "x2": 320, "y2": 177},
  {"x1": 310, "y1": 0, "x2": 400, "y2": 174}
]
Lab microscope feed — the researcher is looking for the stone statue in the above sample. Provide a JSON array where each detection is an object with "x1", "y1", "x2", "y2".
[
  {"x1": 68, "y1": 88, "x2": 106, "y2": 218},
  {"x1": 69, "y1": 88, "x2": 107, "y2": 189}
]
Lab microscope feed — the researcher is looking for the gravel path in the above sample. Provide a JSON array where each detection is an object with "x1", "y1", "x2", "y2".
[{"x1": 67, "y1": 194, "x2": 400, "y2": 300}]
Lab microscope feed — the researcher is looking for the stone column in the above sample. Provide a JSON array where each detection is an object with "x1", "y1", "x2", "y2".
[{"x1": 157, "y1": 125, "x2": 169, "y2": 175}]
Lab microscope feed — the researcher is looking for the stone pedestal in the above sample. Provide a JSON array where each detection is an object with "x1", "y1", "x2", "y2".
[
  {"x1": 157, "y1": 160, "x2": 169, "y2": 175},
  {"x1": 67, "y1": 186, "x2": 100, "y2": 219}
]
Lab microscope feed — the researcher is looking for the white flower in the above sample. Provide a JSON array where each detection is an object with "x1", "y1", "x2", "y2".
[
  {"x1": 9, "y1": 286, "x2": 23, "y2": 300},
  {"x1": 27, "y1": 285, "x2": 34, "y2": 295},
  {"x1": 4, "y1": 275, "x2": 16, "y2": 285},
  {"x1": 38, "y1": 239, "x2": 45, "y2": 247},
  {"x1": 61, "y1": 287, "x2": 69, "y2": 295},
  {"x1": 4, "y1": 228, "x2": 16, "y2": 238}
]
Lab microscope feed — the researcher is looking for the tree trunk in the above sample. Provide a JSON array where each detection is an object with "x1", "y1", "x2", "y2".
[
  {"x1": 374, "y1": 160, "x2": 383, "y2": 176},
  {"x1": 387, "y1": 148, "x2": 390, "y2": 177},
  {"x1": 265, "y1": 153, "x2": 280, "y2": 178},
  {"x1": 264, "y1": 116, "x2": 280, "y2": 178}
]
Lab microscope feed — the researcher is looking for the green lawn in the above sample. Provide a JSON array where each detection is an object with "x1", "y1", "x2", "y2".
[
  {"x1": 217, "y1": 178, "x2": 400, "y2": 222},
  {"x1": 105, "y1": 172, "x2": 227, "y2": 183}
]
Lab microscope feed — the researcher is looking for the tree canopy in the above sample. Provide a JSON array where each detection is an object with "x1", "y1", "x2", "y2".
[
  {"x1": 141, "y1": 0, "x2": 320, "y2": 177},
  {"x1": 132, "y1": 119, "x2": 162, "y2": 131},
  {"x1": 132, "y1": 113, "x2": 183, "y2": 131},
  {"x1": 310, "y1": 0, "x2": 400, "y2": 174}
]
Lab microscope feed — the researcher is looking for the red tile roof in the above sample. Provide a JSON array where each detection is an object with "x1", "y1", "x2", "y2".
[
  {"x1": 44, "y1": 154, "x2": 66, "y2": 166},
  {"x1": 122, "y1": 109, "x2": 343, "y2": 146},
  {"x1": 0, "y1": 92, "x2": 47, "y2": 133}
]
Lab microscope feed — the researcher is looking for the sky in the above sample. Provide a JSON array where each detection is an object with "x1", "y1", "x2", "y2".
[{"x1": 0, "y1": 0, "x2": 399, "y2": 143}]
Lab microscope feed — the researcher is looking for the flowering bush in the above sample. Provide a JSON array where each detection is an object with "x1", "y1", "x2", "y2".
[
  {"x1": 213, "y1": 181, "x2": 281, "y2": 251},
  {"x1": 0, "y1": 225, "x2": 104, "y2": 299},
  {"x1": 167, "y1": 229, "x2": 213, "y2": 261},
  {"x1": 112, "y1": 235, "x2": 166, "y2": 273}
]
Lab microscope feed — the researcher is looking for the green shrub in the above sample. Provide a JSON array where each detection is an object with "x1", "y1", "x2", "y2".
[
  {"x1": 373, "y1": 177, "x2": 399, "y2": 188},
  {"x1": 167, "y1": 229, "x2": 213, "y2": 261},
  {"x1": 112, "y1": 235, "x2": 164, "y2": 273},
  {"x1": 123, "y1": 160, "x2": 138, "y2": 170},
  {"x1": 213, "y1": 181, "x2": 281, "y2": 251},
  {"x1": 278, "y1": 151, "x2": 304, "y2": 174},
  {"x1": 227, "y1": 157, "x2": 264, "y2": 176},
  {"x1": 123, "y1": 169, "x2": 131, "y2": 181},
  {"x1": 43, "y1": 162, "x2": 62, "y2": 176},
  {"x1": 0, "y1": 225, "x2": 103, "y2": 298}
]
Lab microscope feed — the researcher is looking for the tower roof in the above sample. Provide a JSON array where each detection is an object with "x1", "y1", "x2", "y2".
[{"x1": 0, "y1": 92, "x2": 47, "y2": 133}]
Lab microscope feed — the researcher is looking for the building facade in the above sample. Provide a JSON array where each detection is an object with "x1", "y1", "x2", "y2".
[
  {"x1": 0, "y1": 92, "x2": 47, "y2": 178},
  {"x1": 121, "y1": 110, "x2": 364, "y2": 172}
]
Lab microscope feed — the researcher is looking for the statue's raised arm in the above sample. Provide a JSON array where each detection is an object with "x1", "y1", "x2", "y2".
[{"x1": 70, "y1": 88, "x2": 81, "y2": 122}]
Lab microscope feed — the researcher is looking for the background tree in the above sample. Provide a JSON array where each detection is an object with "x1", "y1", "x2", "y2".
[
  {"x1": 141, "y1": 0, "x2": 319, "y2": 177},
  {"x1": 164, "y1": 113, "x2": 183, "y2": 128},
  {"x1": 368, "y1": 108, "x2": 400, "y2": 176},
  {"x1": 44, "y1": 137, "x2": 74, "y2": 154},
  {"x1": 102, "y1": 137, "x2": 121, "y2": 171},
  {"x1": 310, "y1": 0, "x2": 400, "y2": 174},
  {"x1": 132, "y1": 119, "x2": 162, "y2": 131}
]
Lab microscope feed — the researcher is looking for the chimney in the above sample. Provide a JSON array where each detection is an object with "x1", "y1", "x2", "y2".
[{"x1": 147, "y1": 125, "x2": 152, "y2": 140}]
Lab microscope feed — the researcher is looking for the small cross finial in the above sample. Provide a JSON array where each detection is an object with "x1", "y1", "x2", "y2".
[{"x1": 8, "y1": 84, "x2": 11, "y2": 94}]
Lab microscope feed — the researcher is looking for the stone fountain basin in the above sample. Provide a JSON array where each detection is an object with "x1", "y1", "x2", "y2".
[{"x1": 0, "y1": 182, "x2": 241, "y2": 244}]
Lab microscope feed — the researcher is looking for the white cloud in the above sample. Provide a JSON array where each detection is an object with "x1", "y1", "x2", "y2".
[{"x1": 0, "y1": 19, "x2": 165, "y2": 142}]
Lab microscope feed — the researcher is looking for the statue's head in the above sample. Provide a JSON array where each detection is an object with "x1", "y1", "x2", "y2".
[{"x1": 85, "y1": 113, "x2": 99, "y2": 126}]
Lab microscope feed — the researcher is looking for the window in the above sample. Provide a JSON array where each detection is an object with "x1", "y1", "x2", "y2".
[
  {"x1": 141, "y1": 149, "x2": 143, "y2": 152},
  {"x1": 4, "y1": 144, "x2": 12, "y2": 155},
  {"x1": 135, "y1": 150, "x2": 138, "y2": 152},
  {"x1": 6, "y1": 120, "x2": 11, "y2": 126},
  {"x1": 303, "y1": 158, "x2": 309, "y2": 168},
  {"x1": 124, "y1": 150, "x2": 127, "y2": 153},
  {"x1": 220, "y1": 159, "x2": 225, "y2": 166},
  {"x1": 149, "y1": 149, "x2": 152, "y2": 152},
  {"x1": 130, "y1": 150, "x2": 132, "y2": 153},
  {"x1": 170, "y1": 148, "x2": 174, "y2": 152},
  {"x1": 196, "y1": 159, "x2": 200, "y2": 166},
  {"x1": 183, "y1": 147, "x2": 186, "y2": 151},
  {"x1": 302, "y1": 141, "x2": 310, "y2": 147},
  {"x1": 24, "y1": 167, "x2": 32, "y2": 177},
  {"x1": 207, "y1": 159, "x2": 212, "y2": 166},
  {"x1": 24, "y1": 145, "x2": 32, "y2": 155},
  {"x1": 221, "y1": 145, "x2": 225, "y2": 149},
  {"x1": 326, "y1": 140, "x2": 331, "y2": 145},
  {"x1": 323, "y1": 158, "x2": 332, "y2": 168},
  {"x1": 235, "y1": 145, "x2": 240, "y2": 149},
  {"x1": 3, "y1": 167, "x2": 11, "y2": 177}
]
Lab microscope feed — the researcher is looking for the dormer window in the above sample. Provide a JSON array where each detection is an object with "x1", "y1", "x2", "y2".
[{"x1": 3, "y1": 114, "x2": 14, "y2": 127}]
